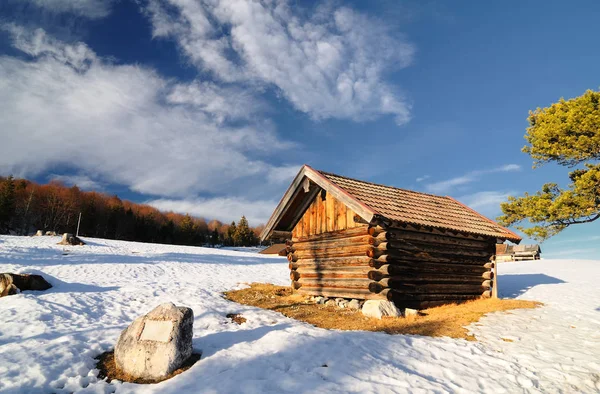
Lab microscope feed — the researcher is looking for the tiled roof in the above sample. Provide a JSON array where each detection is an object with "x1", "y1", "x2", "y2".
[{"x1": 318, "y1": 170, "x2": 521, "y2": 242}]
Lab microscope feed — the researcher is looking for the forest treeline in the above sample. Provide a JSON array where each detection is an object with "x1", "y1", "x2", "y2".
[{"x1": 0, "y1": 176, "x2": 264, "y2": 247}]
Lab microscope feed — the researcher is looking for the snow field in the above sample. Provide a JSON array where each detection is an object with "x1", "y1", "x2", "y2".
[{"x1": 0, "y1": 235, "x2": 598, "y2": 393}]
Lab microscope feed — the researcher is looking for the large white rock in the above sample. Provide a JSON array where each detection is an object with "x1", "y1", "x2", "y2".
[
  {"x1": 361, "y1": 300, "x2": 402, "y2": 319},
  {"x1": 114, "y1": 303, "x2": 194, "y2": 380}
]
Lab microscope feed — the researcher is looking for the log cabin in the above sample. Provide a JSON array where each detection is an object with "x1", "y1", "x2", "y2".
[{"x1": 260, "y1": 165, "x2": 522, "y2": 309}]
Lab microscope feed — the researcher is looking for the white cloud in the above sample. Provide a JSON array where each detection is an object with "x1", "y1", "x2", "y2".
[
  {"x1": 426, "y1": 164, "x2": 521, "y2": 194},
  {"x1": 26, "y1": 0, "x2": 113, "y2": 19},
  {"x1": 415, "y1": 175, "x2": 430, "y2": 182},
  {"x1": 49, "y1": 174, "x2": 103, "y2": 191},
  {"x1": 146, "y1": 0, "x2": 414, "y2": 125},
  {"x1": 147, "y1": 197, "x2": 277, "y2": 225},
  {"x1": 459, "y1": 191, "x2": 515, "y2": 219},
  {"x1": 0, "y1": 26, "x2": 296, "y2": 199}
]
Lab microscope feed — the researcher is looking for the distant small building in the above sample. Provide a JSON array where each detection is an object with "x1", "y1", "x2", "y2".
[
  {"x1": 495, "y1": 243, "x2": 515, "y2": 262},
  {"x1": 495, "y1": 243, "x2": 541, "y2": 261},
  {"x1": 261, "y1": 165, "x2": 522, "y2": 309},
  {"x1": 513, "y1": 244, "x2": 542, "y2": 261}
]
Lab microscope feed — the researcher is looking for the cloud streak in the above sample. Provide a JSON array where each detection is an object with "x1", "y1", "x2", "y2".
[
  {"x1": 426, "y1": 164, "x2": 521, "y2": 194},
  {"x1": 147, "y1": 197, "x2": 278, "y2": 226}
]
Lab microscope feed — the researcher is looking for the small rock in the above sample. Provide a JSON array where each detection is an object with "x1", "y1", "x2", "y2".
[
  {"x1": 347, "y1": 299, "x2": 361, "y2": 310},
  {"x1": 324, "y1": 299, "x2": 336, "y2": 307},
  {"x1": 57, "y1": 233, "x2": 85, "y2": 246},
  {"x1": 45, "y1": 231, "x2": 57, "y2": 236},
  {"x1": 361, "y1": 300, "x2": 402, "y2": 319},
  {"x1": 114, "y1": 302, "x2": 194, "y2": 380},
  {"x1": 0, "y1": 273, "x2": 52, "y2": 297},
  {"x1": 226, "y1": 313, "x2": 247, "y2": 325},
  {"x1": 318, "y1": 297, "x2": 327, "y2": 304},
  {"x1": 403, "y1": 308, "x2": 418, "y2": 317},
  {"x1": 312, "y1": 296, "x2": 324, "y2": 304},
  {"x1": 35, "y1": 230, "x2": 44, "y2": 236}
]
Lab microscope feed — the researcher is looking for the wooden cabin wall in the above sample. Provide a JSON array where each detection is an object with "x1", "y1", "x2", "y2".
[
  {"x1": 291, "y1": 191, "x2": 362, "y2": 239},
  {"x1": 288, "y1": 192, "x2": 377, "y2": 299},
  {"x1": 286, "y1": 193, "x2": 496, "y2": 308},
  {"x1": 288, "y1": 221, "x2": 496, "y2": 308},
  {"x1": 367, "y1": 224, "x2": 496, "y2": 309}
]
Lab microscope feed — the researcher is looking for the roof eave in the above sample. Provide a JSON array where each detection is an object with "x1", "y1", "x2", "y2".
[{"x1": 260, "y1": 165, "x2": 376, "y2": 241}]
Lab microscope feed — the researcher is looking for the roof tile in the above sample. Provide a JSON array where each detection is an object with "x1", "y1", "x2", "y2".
[{"x1": 318, "y1": 170, "x2": 521, "y2": 242}]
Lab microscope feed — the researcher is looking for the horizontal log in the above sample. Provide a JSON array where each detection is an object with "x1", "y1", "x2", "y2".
[
  {"x1": 297, "y1": 278, "x2": 372, "y2": 289},
  {"x1": 371, "y1": 274, "x2": 493, "y2": 285},
  {"x1": 371, "y1": 253, "x2": 491, "y2": 266},
  {"x1": 271, "y1": 230, "x2": 292, "y2": 239},
  {"x1": 368, "y1": 265, "x2": 493, "y2": 280},
  {"x1": 366, "y1": 249, "x2": 386, "y2": 259},
  {"x1": 368, "y1": 225, "x2": 385, "y2": 236},
  {"x1": 386, "y1": 292, "x2": 484, "y2": 303},
  {"x1": 289, "y1": 245, "x2": 372, "y2": 260},
  {"x1": 370, "y1": 282, "x2": 490, "y2": 294},
  {"x1": 372, "y1": 219, "x2": 493, "y2": 242},
  {"x1": 292, "y1": 226, "x2": 369, "y2": 243},
  {"x1": 376, "y1": 278, "x2": 492, "y2": 289},
  {"x1": 297, "y1": 287, "x2": 386, "y2": 300},
  {"x1": 289, "y1": 256, "x2": 372, "y2": 269},
  {"x1": 293, "y1": 270, "x2": 371, "y2": 280},
  {"x1": 367, "y1": 232, "x2": 388, "y2": 245},
  {"x1": 289, "y1": 236, "x2": 373, "y2": 252},
  {"x1": 369, "y1": 260, "x2": 490, "y2": 274},
  {"x1": 384, "y1": 228, "x2": 493, "y2": 249},
  {"x1": 296, "y1": 266, "x2": 371, "y2": 275},
  {"x1": 386, "y1": 243, "x2": 492, "y2": 258},
  {"x1": 289, "y1": 234, "x2": 375, "y2": 248}
]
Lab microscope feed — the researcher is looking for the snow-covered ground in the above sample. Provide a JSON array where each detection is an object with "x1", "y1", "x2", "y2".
[{"x1": 0, "y1": 236, "x2": 598, "y2": 394}]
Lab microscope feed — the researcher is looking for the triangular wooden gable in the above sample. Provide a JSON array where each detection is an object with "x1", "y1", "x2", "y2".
[{"x1": 260, "y1": 165, "x2": 374, "y2": 241}]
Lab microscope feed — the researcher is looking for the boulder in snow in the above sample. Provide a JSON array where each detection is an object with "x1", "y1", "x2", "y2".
[
  {"x1": 361, "y1": 300, "x2": 402, "y2": 319},
  {"x1": 0, "y1": 273, "x2": 52, "y2": 297},
  {"x1": 57, "y1": 233, "x2": 85, "y2": 246},
  {"x1": 34, "y1": 230, "x2": 44, "y2": 236},
  {"x1": 45, "y1": 231, "x2": 57, "y2": 236},
  {"x1": 114, "y1": 302, "x2": 194, "y2": 380}
]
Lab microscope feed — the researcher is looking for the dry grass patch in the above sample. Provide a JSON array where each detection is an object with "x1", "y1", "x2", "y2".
[
  {"x1": 96, "y1": 351, "x2": 201, "y2": 384},
  {"x1": 225, "y1": 283, "x2": 540, "y2": 340}
]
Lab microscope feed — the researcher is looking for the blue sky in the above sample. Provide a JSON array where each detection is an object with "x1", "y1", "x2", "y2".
[{"x1": 0, "y1": 0, "x2": 599, "y2": 258}]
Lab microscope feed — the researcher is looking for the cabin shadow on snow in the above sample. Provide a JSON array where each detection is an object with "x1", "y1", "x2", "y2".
[{"x1": 499, "y1": 274, "x2": 565, "y2": 298}]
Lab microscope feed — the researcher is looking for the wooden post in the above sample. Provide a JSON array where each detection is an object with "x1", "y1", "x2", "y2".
[
  {"x1": 76, "y1": 212, "x2": 82, "y2": 237},
  {"x1": 492, "y1": 259, "x2": 498, "y2": 299}
]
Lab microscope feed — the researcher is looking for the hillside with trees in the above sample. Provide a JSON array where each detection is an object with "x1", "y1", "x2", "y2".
[{"x1": 0, "y1": 176, "x2": 264, "y2": 247}]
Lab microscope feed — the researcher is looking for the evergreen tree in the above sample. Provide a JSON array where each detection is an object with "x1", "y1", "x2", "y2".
[
  {"x1": 499, "y1": 89, "x2": 600, "y2": 240},
  {"x1": 210, "y1": 228, "x2": 219, "y2": 247},
  {"x1": 234, "y1": 215, "x2": 253, "y2": 246},
  {"x1": 0, "y1": 176, "x2": 16, "y2": 233},
  {"x1": 179, "y1": 214, "x2": 195, "y2": 244},
  {"x1": 227, "y1": 221, "x2": 237, "y2": 246}
]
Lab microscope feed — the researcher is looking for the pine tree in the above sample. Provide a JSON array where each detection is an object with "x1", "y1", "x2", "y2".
[
  {"x1": 499, "y1": 89, "x2": 600, "y2": 240},
  {"x1": 234, "y1": 215, "x2": 253, "y2": 246},
  {"x1": 179, "y1": 214, "x2": 195, "y2": 245},
  {"x1": 210, "y1": 228, "x2": 219, "y2": 247},
  {"x1": 227, "y1": 221, "x2": 237, "y2": 246},
  {"x1": 0, "y1": 176, "x2": 16, "y2": 233}
]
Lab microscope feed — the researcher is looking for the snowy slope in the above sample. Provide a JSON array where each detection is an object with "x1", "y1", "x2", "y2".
[{"x1": 0, "y1": 235, "x2": 598, "y2": 394}]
